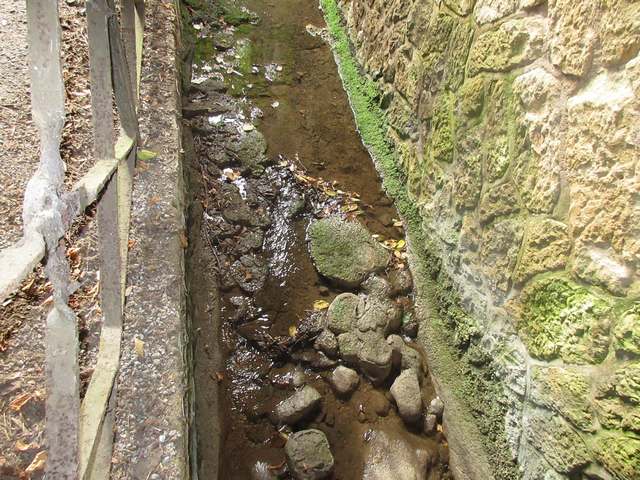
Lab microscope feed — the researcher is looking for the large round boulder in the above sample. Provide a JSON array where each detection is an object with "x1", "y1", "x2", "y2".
[{"x1": 308, "y1": 217, "x2": 389, "y2": 288}]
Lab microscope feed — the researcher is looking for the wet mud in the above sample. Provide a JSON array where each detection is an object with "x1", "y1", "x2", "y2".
[{"x1": 182, "y1": 1, "x2": 451, "y2": 478}]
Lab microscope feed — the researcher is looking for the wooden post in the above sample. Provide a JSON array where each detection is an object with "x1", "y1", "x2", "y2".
[{"x1": 24, "y1": 1, "x2": 79, "y2": 478}]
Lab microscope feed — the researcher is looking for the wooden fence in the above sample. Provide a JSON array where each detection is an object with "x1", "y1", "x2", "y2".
[{"x1": 0, "y1": 0, "x2": 145, "y2": 477}]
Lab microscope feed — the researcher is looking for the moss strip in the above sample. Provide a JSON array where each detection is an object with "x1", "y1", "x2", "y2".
[{"x1": 320, "y1": 1, "x2": 519, "y2": 478}]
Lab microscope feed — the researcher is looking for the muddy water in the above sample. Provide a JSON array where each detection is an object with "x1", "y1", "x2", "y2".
[{"x1": 186, "y1": 1, "x2": 450, "y2": 479}]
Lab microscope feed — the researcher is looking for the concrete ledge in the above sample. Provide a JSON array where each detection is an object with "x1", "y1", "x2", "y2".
[{"x1": 110, "y1": 1, "x2": 190, "y2": 478}]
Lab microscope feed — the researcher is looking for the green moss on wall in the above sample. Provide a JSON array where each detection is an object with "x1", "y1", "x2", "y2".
[
  {"x1": 518, "y1": 277, "x2": 613, "y2": 364},
  {"x1": 320, "y1": 1, "x2": 520, "y2": 478}
]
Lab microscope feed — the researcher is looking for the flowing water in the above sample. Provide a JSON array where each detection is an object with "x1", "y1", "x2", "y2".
[{"x1": 184, "y1": 0, "x2": 451, "y2": 478}]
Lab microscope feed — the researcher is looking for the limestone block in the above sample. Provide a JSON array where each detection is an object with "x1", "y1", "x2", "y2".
[
  {"x1": 523, "y1": 409, "x2": 590, "y2": 474},
  {"x1": 517, "y1": 277, "x2": 612, "y2": 364},
  {"x1": 593, "y1": 431, "x2": 640, "y2": 480},
  {"x1": 474, "y1": 0, "x2": 519, "y2": 25},
  {"x1": 548, "y1": 0, "x2": 598, "y2": 77},
  {"x1": 514, "y1": 218, "x2": 571, "y2": 284},
  {"x1": 599, "y1": 0, "x2": 640, "y2": 67},
  {"x1": 480, "y1": 219, "x2": 524, "y2": 297},
  {"x1": 443, "y1": 0, "x2": 475, "y2": 16},
  {"x1": 613, "y1": 305, "x2": 640, "y2": 357},
  {"x1": 467, "y1": 17, "x2": 546, "y2": 76},
  {"x1": 529, "y1": 366, "x2": 595, "y2": 432},
  {"x1": 478, "y1": 182, "x2": 520, "y2": 225}
]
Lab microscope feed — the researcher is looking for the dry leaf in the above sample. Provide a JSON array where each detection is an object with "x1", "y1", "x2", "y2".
[
  {"x1": 9, "y1": 393, "x2": 32, "y2": 412},
  {"x1": 313, "y1": 299, "x2": 330, "y2": 310},
  {"x1": 15, "y1": 439, "x2": 37, "y2": 452},
  {"x1": 395, "y1": 239, "x2": 406, "y2": 250},
  {"x1": 215, "y1": 371, "x2": 224, "y2": 383},
  {"x1": 25, "y1": 451, "x2": 47, "y2": 474},
  {"x1": 222, "y1": 168, "x2": 241, "y2": 181},
  {"x1": 179, "y1": 231, "x2": 189, "y2": 249},
  {"x1": 134, "y1": 338, "x2": 144, "y2": 357},
  {"x1": 288, "y1": 325, "x2": 298, "y2": 337}
]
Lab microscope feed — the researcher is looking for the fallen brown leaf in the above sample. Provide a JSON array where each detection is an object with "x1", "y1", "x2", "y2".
[
  {"x1": 25, "y1": 451, "x2": 47, "y2": 475},
  {"x1": 9, "y1": 393, "x2": 32, "y2": 412}
]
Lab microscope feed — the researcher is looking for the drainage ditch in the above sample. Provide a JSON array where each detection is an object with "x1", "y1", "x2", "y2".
[{"x1": 182, "y1": 0, "x2": 452, "y2": 478}]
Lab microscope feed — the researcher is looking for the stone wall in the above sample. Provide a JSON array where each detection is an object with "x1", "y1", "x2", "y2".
[{"x1": 331, "y1": 0, "x2": 640, "y2": 478}]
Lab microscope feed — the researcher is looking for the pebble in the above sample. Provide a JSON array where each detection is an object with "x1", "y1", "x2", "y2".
[
  {"x1": 272, "y1": 385, "x2": 321, "y2": 425},
  {"x1": 330, "y1": 365, "x2": 359, "y2": 396},
  {"x1": 285, "y1": 429, "x2": 334, "y2": 480},
  {"x1": 390, "y1": 369, "x2": 423, "y2": 425},
  {"x1": 427, "y1": 397, "x2": 444, "y2": 418}
]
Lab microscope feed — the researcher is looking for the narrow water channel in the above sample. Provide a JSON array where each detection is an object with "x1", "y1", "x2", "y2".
[{"x1": 183, "y1": 1, "x2": 451, "y2": 478}]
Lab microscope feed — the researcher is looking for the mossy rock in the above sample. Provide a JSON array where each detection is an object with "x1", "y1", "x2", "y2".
[
  {"x1": 225, "y1": 129, "x2": 268, "y2": 174},
  {"x1": 518, "y1": 277, "x2": 613, "y2": 364},
  {"x1": 530, "y1": 366, "x2": 594, "y2": 432},
  {"x1": 308, "y1": 217, "x2": 389, "y2": 288},
  {"x1": 613, "y1": 304, "x2": 640, "y2": 357},
  {"x1": 523, "y1": 409, "x2": 590, "y2": 474},
  {"x1": 594, "y1": 431, "x2": 640, "y2": 479},
  {"x1": 327, "y1": 293, "x2": 361, "y2": 335}
]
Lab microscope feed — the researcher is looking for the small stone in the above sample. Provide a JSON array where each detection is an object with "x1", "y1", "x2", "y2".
[
  {"x1": 361, "y1": 276, "x2": 392, "y2": 297},
  {"x1": 389, "y1": 269, "x2": 413, "y2": 296},
  {"x1": 327, "y1": 293, "x2": 361, "y2": 335},
  {"x1": 358, "y1": 331, "x2": 393, "y2": 384},
  {"x1": 357, "y1": 296, "x2": 401, "y2": 336},
  {"x1": 424, "y1": 413, "x2": 438, "y2": 434},
  {"x1": 285, "y1": 429, "x2": 334, "y2": 480},
  {"x1": 336, "y1": 331, "x2": 361, "y2": 365},
  {"x1": 291, "y1": 350, "x2": 337, "y2": 370},
  {"x1": 331, "y1": 366, "x2": 359, "y2": 396},
  {"x1": 427, "y1": 397, "x2": 445, "y2": 418},
  {"x1": 273, "y1": 385, "x2": 322, "y2": 425},
  {"x1": 386, "y1": 335, "x2": 424, "y2": 375},
  {"x1": 390, "y1": 369, "x2": 423, "y2": 424},
  {"x1": 314, "y1": 329, "x2": 339, "y2": 358}
]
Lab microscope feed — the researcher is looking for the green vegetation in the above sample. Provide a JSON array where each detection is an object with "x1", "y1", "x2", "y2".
[
  {"x1": 320, "y1": 1, "x2": 520, "y2": 478},
  {"x1": 519, "y1": 277, "x2": 612, "y2": 364}
]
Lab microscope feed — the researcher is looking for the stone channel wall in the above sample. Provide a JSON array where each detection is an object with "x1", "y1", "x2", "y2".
[{"x1": 329, "y1": 0, "x2": 640, "y2": 479}]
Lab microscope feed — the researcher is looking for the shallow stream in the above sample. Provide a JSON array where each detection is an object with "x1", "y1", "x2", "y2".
[{"x1": 183, "y1": 1, "x2": 451, "y2": 478}]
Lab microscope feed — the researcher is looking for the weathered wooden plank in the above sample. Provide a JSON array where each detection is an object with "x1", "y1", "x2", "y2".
[
  {"x1": 81, "y1": 1, "x2": 121, "y2": 478},
  {"x1": 25, "y1": 1, "x2": 79, "y2": 477},
  {"x1": 120, "y1": 0, "x2": 137, "y2": 102},
  {"x1": 108, "y1": 13, "x2": 138, "y2": 139},
  {"x1": 86, "y1": 0, "x2": 115, "y2": 161},
  {"x1": 0, "y1": 235, "x2": 45, "y2": 303}
]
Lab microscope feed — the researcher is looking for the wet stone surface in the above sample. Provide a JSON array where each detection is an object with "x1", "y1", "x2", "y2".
[{"x1": 183, "y1": 0, "x2": 452, "y2": 478}]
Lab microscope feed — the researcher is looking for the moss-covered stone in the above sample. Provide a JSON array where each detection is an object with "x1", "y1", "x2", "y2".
[
  {"x1": 308, "y1": 217, "x2": 389, "y2": 287},
  {"x1": 530, "y1": 366, "x2": 595, "y2": 432},
  {"x1": 468, "y1": 18, "x2": 545, "y2": 76},
  {"x1": 458, "y1": 76, "x2": 486, "y2": 119},
  {"x1": 614, "y1": 362, "x2": 640, "y2": 404},
  {"x1": 593, "y1": 431, "x2": 640, "y2": 479},
  {"x1": 613, "y1": 304, "x2": 640, "y2": 357},
  {"x1": 429, "y1": 93, "x2": 456, "y2": 164},
  {"x1": 478, "y1": 182, "x2": 520, "y2": 225},
  {"x1": 518, "y1": 277, "x2": 612, "y2": 364},
  {"x1": 514, "y1": 219, "x2": 571, "y2": 285},
  {"x1": 523, "y1": 409, "x2": 591, "y2": 474},
  {"x1": 327, "y1": 293, "x2": 361, "y2": 335}
]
